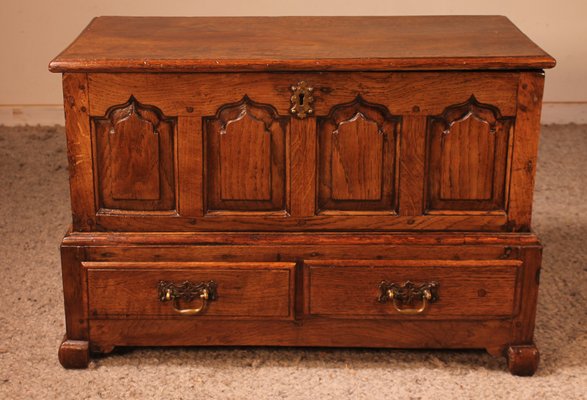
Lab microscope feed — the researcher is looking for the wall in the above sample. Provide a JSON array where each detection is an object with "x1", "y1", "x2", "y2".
[{"x1": 1, "y1": 0, "x2": 585, "y2": 124}]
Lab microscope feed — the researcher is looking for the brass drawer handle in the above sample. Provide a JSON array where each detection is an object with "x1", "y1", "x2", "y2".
[
  {"x1": 378, "y1": 281, "x2": 439, "y2": 314},
  {"x1": 169, "y1": 288, "x2": 208, "y2": 315},
  {"x1": 158, "y1": 280, "x2": 217, "y2": 315},
  {"x1": 290, "y1": 81, "x2": 314, "y2": 119}
]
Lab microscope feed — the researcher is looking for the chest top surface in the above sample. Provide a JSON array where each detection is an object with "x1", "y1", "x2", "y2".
[{"x1": 49, "y1": 16, "x2": 555, "y2": 73}]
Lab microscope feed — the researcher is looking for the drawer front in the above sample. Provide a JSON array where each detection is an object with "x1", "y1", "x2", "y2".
[
  {"x1": 71, "y1": 71, "x2": 530, "y2": 233},
  {"x1": 85, "y1": 262, "x2": 295, "y2": 319},
  {"x1": 306, "y1": 260, "x2": 521, "y2": 319}
]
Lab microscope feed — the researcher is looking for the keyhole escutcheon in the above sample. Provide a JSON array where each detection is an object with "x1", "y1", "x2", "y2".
[{"x1": 290, "y1": 81, "x2": 314, "y2": 119}]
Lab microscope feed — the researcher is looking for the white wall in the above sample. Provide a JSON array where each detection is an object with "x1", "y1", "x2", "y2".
[{"x1": 1, "y1": 0, "x2": 585, "y2": 123}]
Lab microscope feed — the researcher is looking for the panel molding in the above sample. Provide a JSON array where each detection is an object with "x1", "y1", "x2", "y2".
[
  {"x1": 92, "y1": 96, "x2": 176, "y2": 213},
  {"x1": 426, "y1": 95, "x2": 513, "y2": 214},
  {"x1": 204, "y1": 96, "x2": 289, "y2": 213},
  {"x1": 434, "y1": 95, "x2": 502, "y2": 134},
  {"x1": 317, "y1": 95, "x2": 400, "y2": 213},
  {"x1": 215, "y1": 95, "x2": 278, "y2": 135}
]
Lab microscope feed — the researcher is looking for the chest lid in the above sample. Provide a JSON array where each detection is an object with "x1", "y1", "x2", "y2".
[{"x1": 49, "y1": 16, "x2": 555, "y2": 73}]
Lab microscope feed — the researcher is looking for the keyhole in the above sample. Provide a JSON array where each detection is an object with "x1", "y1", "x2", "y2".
[{"x1": 299, "y1": 93, "x2": 305, "y2": 106}]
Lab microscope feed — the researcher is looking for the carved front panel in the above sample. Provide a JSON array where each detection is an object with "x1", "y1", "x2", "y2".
[
  {"x1": 317, "y1": 96, "x2": 400, "y2": 213},
  {"x1": 205, "y1": 96, "x2": 288, "y2": 213},
  {"x1": 426, "y1": 96, "x2": 513, "y2": 213},
  {"x1": 83, "y1": 73, "x2": 525, "y2": 232},
  {"x1": 93, "y1": 97, "x2": 176, "y2": 212}
]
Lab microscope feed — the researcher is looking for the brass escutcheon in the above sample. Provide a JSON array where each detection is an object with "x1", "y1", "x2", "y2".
[{"x1": 290, "y1": 81, "x2": 314, "y2": 119}]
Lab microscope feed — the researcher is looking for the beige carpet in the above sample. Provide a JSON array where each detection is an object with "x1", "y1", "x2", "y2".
[{"x1": 0, "y1": 124, "x2": 585, "y2": 399}]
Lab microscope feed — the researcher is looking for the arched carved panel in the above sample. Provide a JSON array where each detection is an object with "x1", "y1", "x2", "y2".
[
  {"x1": 426, "y1": 96, "x2": 513, "y2": 213},
  {"x1": 92, "y1": 96, "x2": 176, "y2": 212},
  {"x1": 205, "y1": 96, "x2": 288, "y2": 212},
  {"x1": 318, "y1": 96, "x2": 400, "y2": 213}
]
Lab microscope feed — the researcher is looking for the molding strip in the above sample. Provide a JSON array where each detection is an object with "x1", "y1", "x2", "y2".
[{"x1": 1, "y1": 103, "x2": 586, "y2": 126}]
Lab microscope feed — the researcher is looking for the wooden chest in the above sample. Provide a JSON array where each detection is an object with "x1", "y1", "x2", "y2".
[{"x1": 50, "y1": 16, "x2": 555, "y2": 375}]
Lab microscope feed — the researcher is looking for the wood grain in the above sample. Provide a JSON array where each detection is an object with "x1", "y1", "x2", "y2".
[
  {"x1": 439, "y1": 118, "x2": 495, "y2": 200},
  {"x1": 290, "y1": 118, "x2": 316, "y2": 216},
  {"x1": 83, "y1": 245, "x2": 518, "y2": 264},
  {"x1": 60, "y1": 245, "x2": 88, "y2": 340},
  {"x1": 87, "y1": 72, "x2": 520, "y2": 117},
  {"x1": 88, "y1": 319, "x2": 514, "y2": 350},
  {"x1": 53, "y1": 16, "x2": 552, "y2": 373},
  {"x1": 92, "y1": 97, "x2": 176, "y2": 211},
  {"x1": 111, "y1": 112, "x2": 158, "y2": 199},
  {"x1": 59, "y1": 229, "x2": 543, "y2": 373},
  {"x1": 508, "y1": 72, "x2": 545, "y2": 231},
  {"x1": 62, "y1": 73, "x2": 96, "y2": 230},
  {"x1": 58, "y1": 336, "x2": 89, "y2": 369},
  {"x1": 398, "y1": 116, "x2": 427, "y2": 216},
  {"x1": 63, "y1": 231, "x2": 541, "y2": 247},
  {"x1": 85, "y1": 262, "x2": 295, "y2": 319},
  {"x1": 220, "y1": 116, "x2": 271, "y2": 201},
  {"x1": 92, "y1": 214, "x2": 508, "y2": 232},
  {"x1": 177, "y1": 117, "x2": 202, "y2": 216},
  {"x1": 49, "y1": 16, "x2": 555, "y2": 72},
  {"x1": 332, "y1": 117, "x2": 383, "y2": 200},
  {"x1": 512, "y1": 246, "x2": 543, "y2": 342},
  {"x1": 306, "y1": 260, "x2": 520, "y2": 318},
  {"x1": 205, "y1": 97, "x2": 288, "y2": 212},
  {"x1": 507, "y1": 344, "x2": 540, "y2": 376},
  {"x1": 426, "y1": 97, "x2": 513, "y2": 213},
  {"x1": 317, "y1": 97, "x2": 399, "y2": 212},
  {"x1": 83, "y1": 71, "x2": 523, "y2": 231}
]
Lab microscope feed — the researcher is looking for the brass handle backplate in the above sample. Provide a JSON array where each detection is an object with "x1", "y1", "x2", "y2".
[
  {"x1": 158, "y1": 280, "x2": 217, "y2": 315},
  {"x1": 290, "y1": 81, "x2": 314, "y2": 119},
  {"x1": 378, "y1": 280, "x2": 439, "y2": 314}
]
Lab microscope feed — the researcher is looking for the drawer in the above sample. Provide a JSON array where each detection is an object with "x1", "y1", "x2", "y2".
[
  {"x1": 85, "y1": 262, "x2": 295, "y2": 319},
  {"x1": 305, "y1": 260, "x2": 521, "y2": 319}
]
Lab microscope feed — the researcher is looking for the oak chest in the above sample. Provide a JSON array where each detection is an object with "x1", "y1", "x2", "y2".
[{"x1": 50, "y1": 16, "x2": 555, "y2": 375}]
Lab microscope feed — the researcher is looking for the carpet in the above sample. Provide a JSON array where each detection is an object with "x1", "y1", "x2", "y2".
[{"x1": 0, "y1": 124, "x2": 585, "y2": 399}]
